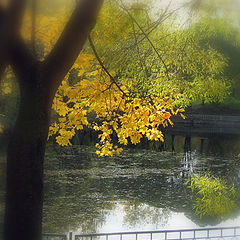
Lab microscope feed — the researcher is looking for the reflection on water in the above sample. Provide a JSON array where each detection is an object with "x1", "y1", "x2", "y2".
[
  {"x1": 0, "y1": 134, "x2": 240, "y2": 234},
  {"x1": 42, "y1": 135, "x2": 240, "y2": 234},
  {"x1": 188, "y1": 174, "x2": 239, "y2": 219}
]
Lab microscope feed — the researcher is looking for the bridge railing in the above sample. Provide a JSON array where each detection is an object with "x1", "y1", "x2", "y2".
[
  {"x1": 42, "y1": 226, "x2": 240, "y2": 240},
  {"x1": 74, "y1": 226, "x2": 240, "y2": 240}
]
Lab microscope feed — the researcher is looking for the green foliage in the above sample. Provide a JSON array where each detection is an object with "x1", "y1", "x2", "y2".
[
  {"x1": 91, "y1": 1, "x2": 230, "y2": 106},
  {"x1": 190, "y1": 0, "x2": 240, "y2": 101},
  {"x1": 23, "y1": 0, "x2": 229, "y2": 154},
  {"x1": 47, "y1": 1, "x2": 232, "y2": 154},
  {"x1": 187, "y1": 174, "x2": 239, "y2": 219},
  {"x1": 192, "y1": 0, "x2": 240, "y2": 22},
  {"x1": 196, "y1": 17, "x2": 240, "y2": 99}
]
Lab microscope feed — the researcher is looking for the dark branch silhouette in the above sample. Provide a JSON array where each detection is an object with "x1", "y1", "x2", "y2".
[{"x1": 44, "y1": 0, "x2": 104, "y2": 94}]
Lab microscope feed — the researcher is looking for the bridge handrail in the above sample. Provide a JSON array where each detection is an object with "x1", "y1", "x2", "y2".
[
  {"x1": 41, "y1": 226, "x2": 240, "y2": 240},
  {"x1": 75, "y1": 226, "x2": 240, "y2": 238}
]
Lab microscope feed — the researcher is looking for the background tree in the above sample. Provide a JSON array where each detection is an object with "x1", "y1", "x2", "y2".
[{"x1": 188, "y1": 0, "x2": 240, "y2": 109}]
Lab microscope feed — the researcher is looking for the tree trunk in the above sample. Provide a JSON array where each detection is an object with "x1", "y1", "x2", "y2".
[
  {"x1": 3, "y1": 1, "x2": 104, "y2": 239},
  {"x1": 4, "y1": 70, "x2": 52, "y2": 240}
]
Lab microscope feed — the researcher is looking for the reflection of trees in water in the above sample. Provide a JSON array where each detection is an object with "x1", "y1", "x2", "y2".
[
  {"x1": 1, "y1": 132, "x2": 240, "y2": 233},
  {"x1": 122, "y1": 201, "x2": 170, "y2": 228},
  {"x1": 183, "y1": 136, "x2": 193, "y2": 174},
  {"x1": 43, "y1": 168, "x2": 116, "y2": 234},
  {"x1": 43, "y1": 149, "x2": 115, "y2": 233},
  {"x1": 72, "y1": 129, "x2": 240, "y2": 158},
  {"x1": 169, "y1": 136, "x2": 199, "y2": 179},
  {"x1": 204, "y1": 136, "x2": 240, "y2": 157},
  {"x1": 42, "y1": 143, "x2": 240, "y2": 233},
  {"x1": 43, "y1": 147, "x2": 186, "y2": 233},
  {"x1": 175, "y1": 135, "x2": 240, "y2": 179},
  {"x1": 188, "y1": 174, "x2": 240, "y2": 220}
]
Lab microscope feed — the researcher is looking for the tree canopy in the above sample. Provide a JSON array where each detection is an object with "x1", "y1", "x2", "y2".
[
  {"x1": 0, "y1": 1, "x2": 232, "y2": 157},
  {"x1": 43, "y1": 1, "x2": 230, "y2": 156},
  {"x1": 0, "y1": 1, "x2": 238, "y2": 239}
]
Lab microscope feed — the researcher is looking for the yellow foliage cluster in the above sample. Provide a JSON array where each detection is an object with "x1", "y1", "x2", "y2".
[
  {"x1": 0, "y1": 67, "x2": 14, "y2": 96},
  {"x1": 1, "y1": 82, "x2": 12, "y2": 95},
  {"x1": 49, "y1": 62, "x2": 184, "y2": 156},
  {"x1": 19, "y1": 6, "x2": 185, "y2": 156}
]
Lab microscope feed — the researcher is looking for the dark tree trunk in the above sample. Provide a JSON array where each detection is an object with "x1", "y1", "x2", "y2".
[
  {"x1": 4, "y1": 68, "x2": 52, "y2": 240},
  {"x1": 2, "y1": 1, "x2": 104, "y2": 239}
]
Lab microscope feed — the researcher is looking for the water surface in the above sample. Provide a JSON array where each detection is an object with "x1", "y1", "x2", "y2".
[{"x1": 43, "y1": 135, "x2": 240, "y2": 234}]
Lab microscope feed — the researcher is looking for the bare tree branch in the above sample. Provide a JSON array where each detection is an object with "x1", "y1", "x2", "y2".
[
  {"x1": 117, "y1": 0, "x2": 171, "y2": 81},
  {"x1": 88, "y1": 35, "x2": 127, "y2": 97},
  {"x1": 131, "y1": 21, "x2": 148, "y2": 83}
]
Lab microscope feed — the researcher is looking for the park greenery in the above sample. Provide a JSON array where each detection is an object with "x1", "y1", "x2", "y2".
[
  {"x1": 1, "y1": 1, "x2": 238, "y2": 157},
  {"x1": 7, "y1": 0, "x2": 231, "y2": 156},
  {"x1": 188, "y1": 174, "x2": 239, "y2": 219},
  {"x1": 0, "y1": 0, "x2": 240, "y2": 238}
]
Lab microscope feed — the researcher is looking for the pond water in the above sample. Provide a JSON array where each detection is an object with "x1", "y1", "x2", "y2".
[{"x1": 42, "y1": 134, "x2": 240, "y2": 235}]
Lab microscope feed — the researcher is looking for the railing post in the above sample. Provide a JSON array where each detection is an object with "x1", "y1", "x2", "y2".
[{"x1": 69, "y1": 232, "x2": 73, "y2": 240}]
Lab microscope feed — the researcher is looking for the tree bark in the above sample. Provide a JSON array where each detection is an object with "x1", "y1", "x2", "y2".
[
  {"x1": 3, "y1": 1, "x2": 104, "y2": 239},
  {"x1": 2, "y1": 70, "x2": 52, "y2": 240},
  {"x1": 4, "y1": 63, "x2": 52, "y2": 240}
]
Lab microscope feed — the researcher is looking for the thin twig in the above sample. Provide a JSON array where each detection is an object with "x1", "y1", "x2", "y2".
[
  {"x1": 117, "y1": 0, "x2": 171, "y2": 81},
  {"x1": 88, "y1": 35, "x2": 127, "y2": 97},
  {"x1": 131, "y1": 21, "x2": 148, "y2": 84}
]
